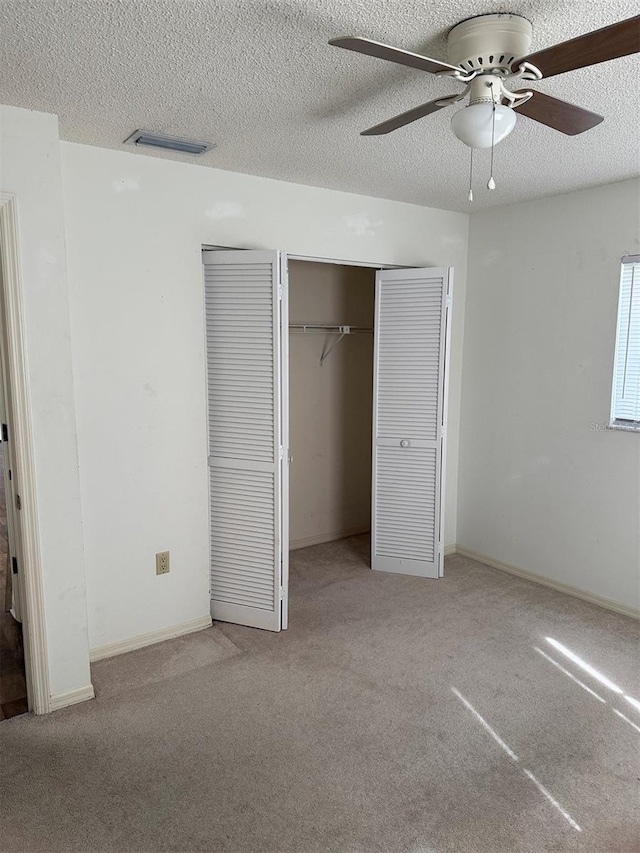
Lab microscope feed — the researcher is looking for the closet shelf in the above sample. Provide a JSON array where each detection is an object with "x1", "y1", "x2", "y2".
[{"x1": 289, "y1": 324, "x2": 373, "y2": 366}]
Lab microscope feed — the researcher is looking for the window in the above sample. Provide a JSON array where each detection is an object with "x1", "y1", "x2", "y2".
[{"x1": 611, "y1": 255, "x2": 640, "y2": 430}]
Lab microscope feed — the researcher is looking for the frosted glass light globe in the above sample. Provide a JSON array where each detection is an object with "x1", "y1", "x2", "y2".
[{"x1": 451, "y1": 103, "x2": 517, "y2": 149}]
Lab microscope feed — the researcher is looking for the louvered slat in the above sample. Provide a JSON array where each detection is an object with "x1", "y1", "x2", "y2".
[
  {"x1": 376, "y1": 446, "x2": 437, "y2": 562},
  {"x1": 611, "y1": 258, "x2": 640, "y2": 425},
  {"x1": 372, "y1": 267, "x2": 452, "y2": 579},
  {"x1": 203, "y1": 250, "x2": 285, "y2": 631},
  {"x1": 376, "y1": 278, "x2": 442, "y2": 442},
  {"x1": 205, "y1": 259, "x2": 274, "y2": 464}
]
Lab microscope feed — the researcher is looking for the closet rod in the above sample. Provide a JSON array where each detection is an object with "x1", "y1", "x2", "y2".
[
  {"x1": 289, "y1": 324, "x2": 373, "y2": 333},
  {"x1": 289, "y1": 324, "x2": 373, "y2": 366}
]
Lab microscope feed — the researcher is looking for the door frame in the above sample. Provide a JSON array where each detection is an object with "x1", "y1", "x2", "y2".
[
  {"x1": 0, "y1": 193, "x2": 50, "y2": 714},
  {"x1": 278, "y1": 253, "x2": 290, "y2": 629},
  {"x1": 202, "y1": 246, "x2": 404, "y2": 272}
]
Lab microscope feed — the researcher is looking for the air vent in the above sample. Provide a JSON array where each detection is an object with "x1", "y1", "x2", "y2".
[{"x1": 124, "y1": 130, "x2": 214, "y2": 155}]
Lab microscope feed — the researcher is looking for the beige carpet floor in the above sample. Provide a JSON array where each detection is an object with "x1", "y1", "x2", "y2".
[{"x1": 0, "y1": 536, "x2": 638, "y2": 852}]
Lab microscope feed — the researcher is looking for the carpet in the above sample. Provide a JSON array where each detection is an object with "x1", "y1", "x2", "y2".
[{"x1": 0, "y1": 536, "x2": 638, "y2": 852}]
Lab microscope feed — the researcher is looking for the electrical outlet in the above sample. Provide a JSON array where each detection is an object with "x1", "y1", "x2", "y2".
[{"x1": 156, "y1": 551, "x2": 170, "y2": 575}]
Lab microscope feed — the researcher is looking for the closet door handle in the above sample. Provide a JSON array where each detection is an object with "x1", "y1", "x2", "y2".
[{"x1": 400, "y1": 440, "x2": 410, "y2": 448}]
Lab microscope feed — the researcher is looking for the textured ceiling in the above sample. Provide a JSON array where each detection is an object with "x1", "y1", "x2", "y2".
[{"x1": 0, "y1": 0, "x2": 638, "y2": 212}]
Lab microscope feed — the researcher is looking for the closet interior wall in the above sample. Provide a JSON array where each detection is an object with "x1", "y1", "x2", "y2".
[{"x1": 288, "y1": 260, "x2": 375, "y2": 550}]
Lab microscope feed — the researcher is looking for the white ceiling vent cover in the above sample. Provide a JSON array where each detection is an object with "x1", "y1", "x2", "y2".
[{"x1": 124, "y1": 130, "x2": 214, "y2": 155}]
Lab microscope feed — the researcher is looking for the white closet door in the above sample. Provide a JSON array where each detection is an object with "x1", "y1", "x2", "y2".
[
  {"x1": 372, "y1": 267, "x2": 452, "y2": 578},
  {"x1": 202, "y1": 250, "x2": 288, "y2": 631}
]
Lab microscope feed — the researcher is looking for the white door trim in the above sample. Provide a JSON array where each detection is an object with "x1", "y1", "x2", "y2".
[
  {"x1": 279, "y1": 253, "x2": 289, "y2": 629},
  {"x1": 201, "y1": 245, "x2": 406, "y2": 271},
  {"x1": 0, "y1": 193, "x2": 50, "y2": 714},
  {"x1": 287, "y1": 254, "x2": 404, "y2": 269}
]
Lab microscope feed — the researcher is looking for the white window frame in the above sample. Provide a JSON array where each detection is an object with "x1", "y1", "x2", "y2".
[{"x1": 610, "y1": 254, "x2": 640, "y2": 432}]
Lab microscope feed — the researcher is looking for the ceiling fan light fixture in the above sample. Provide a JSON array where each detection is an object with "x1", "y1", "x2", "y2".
[{"x1": 450, "y1": 102, "x2": 517, "y2": 149}]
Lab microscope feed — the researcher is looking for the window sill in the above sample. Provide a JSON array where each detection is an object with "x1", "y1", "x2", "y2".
[{"x1": 609, "y1": 420, "x2": 640, "y2": 433}]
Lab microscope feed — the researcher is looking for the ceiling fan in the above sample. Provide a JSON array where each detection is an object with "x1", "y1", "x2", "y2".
[{"x1": 329, "y1": 13, "x2": 640, "y2": 187}]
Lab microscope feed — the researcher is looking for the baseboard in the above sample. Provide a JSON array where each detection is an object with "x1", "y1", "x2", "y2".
[
  {"x1": 454, "y1": 545, "x2": 640, "y2": 620},
  {"x1": 89, "y1": 615, "x2": 213, "y2": 662},
  {"x1": 444, "y1": 543, "x2": 457, "y2": 556},
  {"x1": 290, "y1": 527, "x2": 370, "y2": 551},
  {"x1": 49, "y1": 684, "x2": 95, "y2": 712}
]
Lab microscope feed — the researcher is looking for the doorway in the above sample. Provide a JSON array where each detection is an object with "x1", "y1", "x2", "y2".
[
  {"x1": 0, "y1": 193, "x2": 51, "y2": 716},
  {"x1": 288, "y1": 259, "x2": 375, "y2": 551},
  {"x1": 202, "y1": 248, "x2": 452, "y2": 633},
  {"x1": 0, "y1": 426, "x2": 27, "y2": 719},
  {"x1": 0, "y1": 205, "x2": 28, "y2": 720}
]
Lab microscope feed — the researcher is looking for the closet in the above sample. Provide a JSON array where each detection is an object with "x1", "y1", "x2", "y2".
[
  {"x1": 288, "y1": 260, "x2": 375, "y2": 552},
  {"x1": 202, "y1": 250, "x2": 452, "y2": 633}
]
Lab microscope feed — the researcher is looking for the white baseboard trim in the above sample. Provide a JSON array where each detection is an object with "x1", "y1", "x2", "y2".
[
  {"x1": 454, "y1": 545, "x2": 640, "y2": 620},
  {"x1": 89, "y1": 615, "x2": 213, "y2": 662},
  {"x1": 290, "y1": 527, "x2": 370, "y2": 551},
  {"x1": 444, "y1": 543, "x2": 457, "y2": 556},
  {"x1": 49, "y1": 684, "x2": 95, "y2": 712}
]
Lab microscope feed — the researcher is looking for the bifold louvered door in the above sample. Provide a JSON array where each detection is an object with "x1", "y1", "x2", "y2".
[
  {"x1": 372, "y1": 267, "x2": 452, "y2": 578},
  {"x1": 202, "y1": 250, "x2": 288, "y2": 631}
]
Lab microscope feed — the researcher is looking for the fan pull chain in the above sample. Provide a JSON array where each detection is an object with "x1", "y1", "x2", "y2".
[
  {"x1": 488, "y1": 85, "x2": 497, "y2": 190},
  {"x1": 468, "y1": 148, "x2": 474, "y2": 202}
]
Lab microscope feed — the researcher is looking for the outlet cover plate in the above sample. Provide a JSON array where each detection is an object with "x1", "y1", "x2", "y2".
[{"x1": 156, "y1": 551, "x2": 170, "y2": 575}]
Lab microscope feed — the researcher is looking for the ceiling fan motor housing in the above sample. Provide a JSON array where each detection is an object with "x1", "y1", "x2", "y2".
[{"x1": 447, "y1": 13, "x2": 533, "y2": 74}]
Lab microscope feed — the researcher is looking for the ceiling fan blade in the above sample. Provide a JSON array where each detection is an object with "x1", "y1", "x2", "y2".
[
  {"x1": 516, "y1": 15, "x2": 640, "y2": 78},
  {"x1": 512, "y1": 90, "x2": 604, "y2": 135},
  {"x1": 361, "y1": 97, "x2": 455, "y2": 135},
  {"x1": 329, "y1": 36, "x2": 461, "y2": 75}
]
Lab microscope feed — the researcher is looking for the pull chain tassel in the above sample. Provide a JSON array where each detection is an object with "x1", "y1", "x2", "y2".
[
  {"x1": 488, "y1": 85, "x2": 497, "y2": 191},
  {"x1": 468, "y1": 148, "x2": 474, "y2": 202}
]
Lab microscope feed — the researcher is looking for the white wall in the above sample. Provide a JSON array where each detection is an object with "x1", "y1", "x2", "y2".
[
  {"x1": 459, "y1": 179, "x2": 640, "y2": 611},
  {"x1": 5, "y1": 100, "x2": 635, "y2": 697},
  {"x1": 5, "y1": 103, "x2": 633, "y2": 690},
  {"x1": 0, "y1": 106, "x2": 90, "y2": 697},
  {"x1": 60, "y1": 142, "x2": 468, "y2": 649}
]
